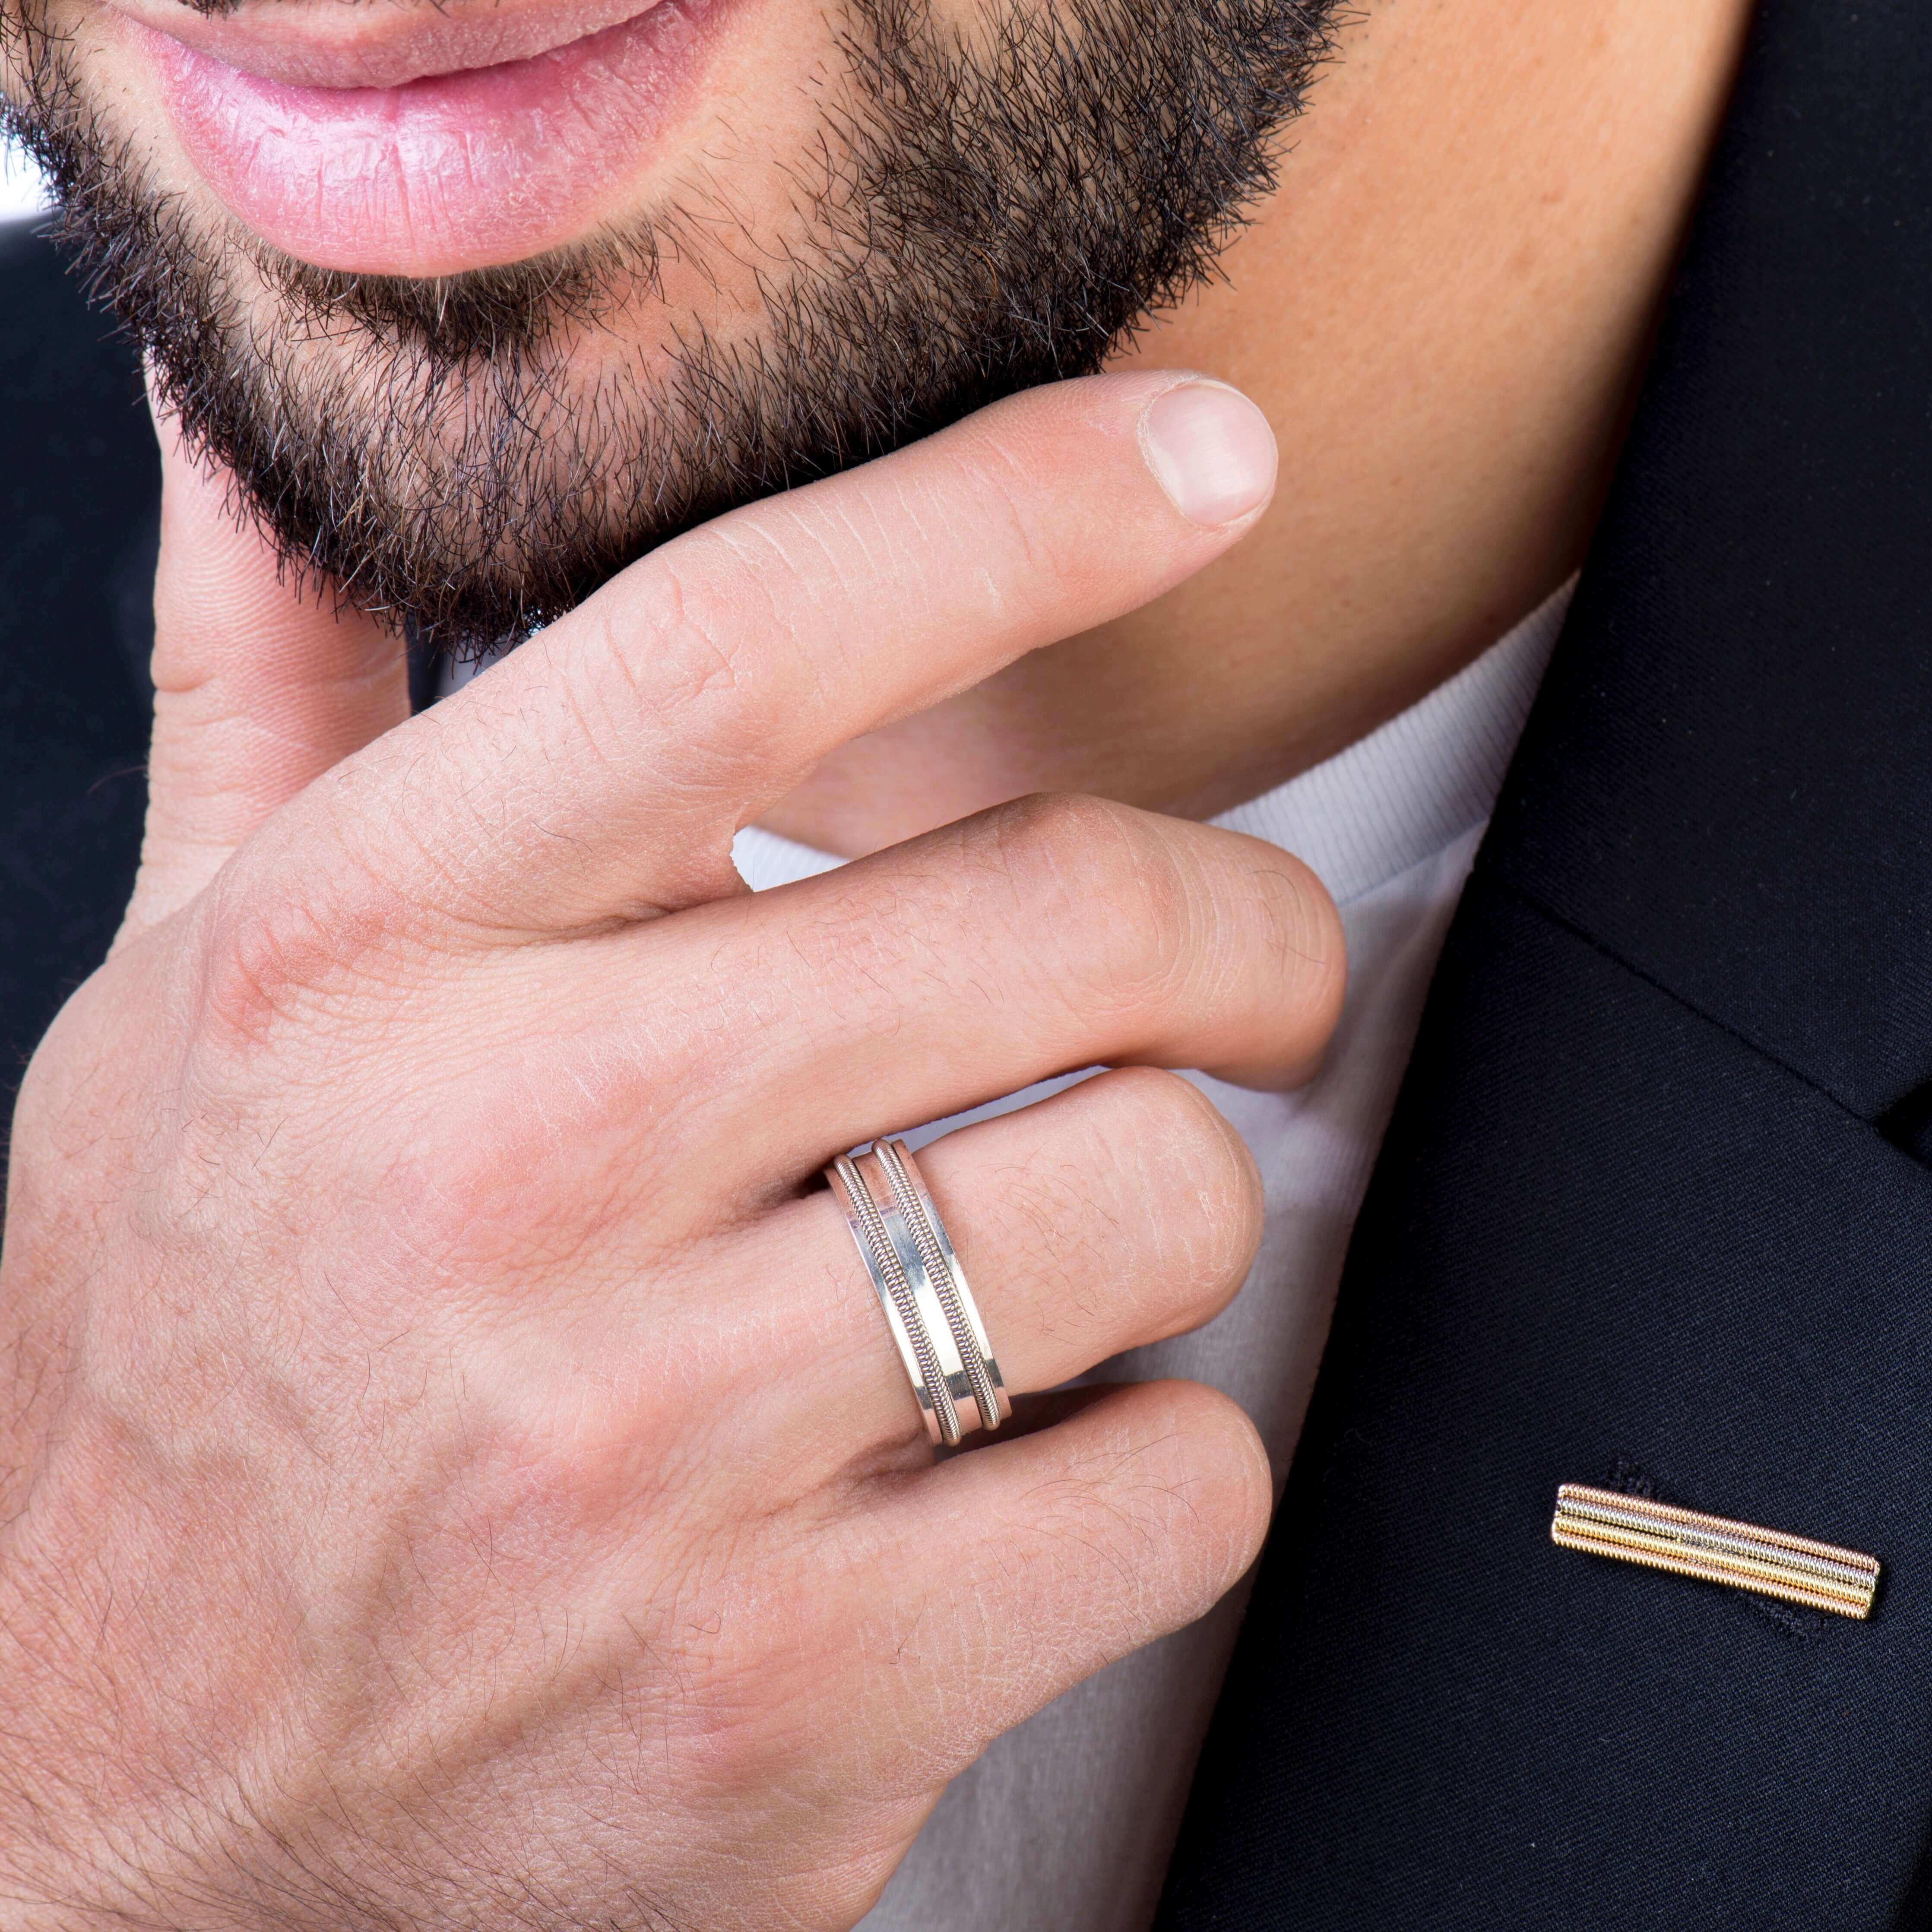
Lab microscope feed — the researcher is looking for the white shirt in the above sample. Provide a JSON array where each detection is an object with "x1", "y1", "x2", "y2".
[{"x1": 732, "y1": 582, "x2": 1572, "y2": 1932}]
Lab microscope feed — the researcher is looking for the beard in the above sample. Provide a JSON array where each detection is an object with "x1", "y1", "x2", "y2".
[{"x1": 2, "y1": 0, "x2": 1337, "y2": 654}]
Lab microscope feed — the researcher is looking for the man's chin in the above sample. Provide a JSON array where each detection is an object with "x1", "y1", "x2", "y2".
[{"x1": 7, "y1": 0, "x2": 1340, "y2": 653}]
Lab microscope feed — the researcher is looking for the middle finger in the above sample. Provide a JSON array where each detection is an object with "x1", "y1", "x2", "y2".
[{"x1": 586, "y1": 789, "x2": 1345, "y2": 1205}]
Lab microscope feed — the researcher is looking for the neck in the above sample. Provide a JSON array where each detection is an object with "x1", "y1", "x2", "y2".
[{"x1": 760, "y1": 0, "x2": 1754, "y2": 859}]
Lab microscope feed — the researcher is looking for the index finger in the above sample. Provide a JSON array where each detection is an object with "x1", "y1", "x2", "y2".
[{"x1": 317, "y1": 371, "x2": 1276, "y2": 934}]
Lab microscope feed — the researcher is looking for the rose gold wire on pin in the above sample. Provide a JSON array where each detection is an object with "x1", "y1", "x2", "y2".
[{"x1": 1551, "y1": 1484, "x2": 1878, "y2": 1620}]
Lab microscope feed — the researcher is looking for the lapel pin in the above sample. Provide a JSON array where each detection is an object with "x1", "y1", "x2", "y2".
[{"x1": 1551, "y1": 1483, "x2": 1878, "y2": 1620}]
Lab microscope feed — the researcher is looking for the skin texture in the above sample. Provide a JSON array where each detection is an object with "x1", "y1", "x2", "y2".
[
  {"x1": 1, "y1": 0, "x2": 1336, "y2": 645},
  {"x1": 0, "y1": 0, "x2": 1752, "y2": 1925},
  {"x1": 0, "y1": 377, "x2": 1344, "y2": 1931},
  {"x1": 769, "y1": 0, "x2": 1758, "y2": 851}
]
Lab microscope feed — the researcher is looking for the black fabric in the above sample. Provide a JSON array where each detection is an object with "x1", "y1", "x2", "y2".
[
  {"x1": 1158, "y1": 0, "x2": 1932, "y2": 1925},
  {"x1": 0, "y1": 216, "x2": 156, "y2": 1093}
]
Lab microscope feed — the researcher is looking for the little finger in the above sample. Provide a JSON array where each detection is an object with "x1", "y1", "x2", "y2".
[{"x1": 829, "y1": 1379, "x2": 1270, "y2": 1791}]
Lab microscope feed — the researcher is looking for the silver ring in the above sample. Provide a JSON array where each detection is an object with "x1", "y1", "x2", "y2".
[{"x1": 826, "y1": 1139, "x2": 1010, "y2": 1447}]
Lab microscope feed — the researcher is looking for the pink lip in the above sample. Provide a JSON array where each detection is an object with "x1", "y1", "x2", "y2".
[
  {"x1": 133, "y1": 0, "x2": 725, "y2": 278},
  {"x1": 114, "y1": 0, "x2": 677, "y2": 91}
]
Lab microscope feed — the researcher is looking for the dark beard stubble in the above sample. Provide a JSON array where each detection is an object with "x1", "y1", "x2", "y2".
[{"x1": 2, "y1": 0, "x2": 1340, "y2": 654}]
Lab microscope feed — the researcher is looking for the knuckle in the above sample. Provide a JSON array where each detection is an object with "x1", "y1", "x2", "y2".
[
  {"x1": 390, "y1": 1124, "x2": 597, "y2": 1289},
  {"x1": 992, "y1": 788, "x2": 1160, "y2": 873},
  {"x1": 191, "y1": 850, "x2": 380, "y2": 1050},
  {"x1": 1174, "y1": 829, "x2": 1349, "y2": 1080},
  {"x1": 1251, "y1": 846, "x2": 1347, "y2": 1021},
  {"x1": 1084, "y1": 1069, "x2": 1262, "y2": 1330},
  {"x1": 586, "y1": 541, "x2": 814, "y2": 806},
  {"x1": 1225, "y1": 839, "x2": 1346, "y2": 1017},
  {"x1": 1036, "y1": 1384, "x2": 1270, "y2": 1629},
  {"x1": 987, "y1": 793, "x2": 1195, "y2": 1001},
  {"x1": 1105, "y1": 1382, "x2": 1273, "y2": 1610},
  {"x1": 1113, "y1": 1068, "x2": 1264, "y2": 1308},
  {"x1": 1159, "y1": 1381, "x2": 1275, "y2": 1596}
]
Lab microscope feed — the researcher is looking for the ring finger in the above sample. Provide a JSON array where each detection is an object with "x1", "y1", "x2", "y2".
[{"x1": 731, "y1": 1064, "x2": 1264, "y2": 1469}]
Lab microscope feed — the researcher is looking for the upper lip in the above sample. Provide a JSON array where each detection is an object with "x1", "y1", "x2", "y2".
[{"x1": 110, "y1": 0, "x2": 665, "y2": 89}]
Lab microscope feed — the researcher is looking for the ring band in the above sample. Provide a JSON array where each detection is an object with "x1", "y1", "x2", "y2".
[
  {"x1": 828, "y1": 1151, "x2": 958, "y2": 1444},
  {"x1": 873, "y1": 1139, "x2": 1008, "y2": 1438},
  {"x1": 827, "y1": 1139, "x2": 1010, "y2": 1447}
]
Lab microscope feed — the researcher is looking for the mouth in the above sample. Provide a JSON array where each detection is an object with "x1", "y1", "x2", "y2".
[
  {"x1": 111, "y1": 0, "x2": 731, "y2": 278},
  {"x1": 109, "y1": 0, "x2": 683, "y2": 90}
]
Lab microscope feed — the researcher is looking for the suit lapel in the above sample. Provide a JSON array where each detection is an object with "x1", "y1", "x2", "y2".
[{"x1": 1157, "y1": 0, "x2": 1932, "y2": 1922}]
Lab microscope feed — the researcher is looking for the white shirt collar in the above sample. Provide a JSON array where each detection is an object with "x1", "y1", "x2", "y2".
[{"x1": 732, "y1": 577, "x2": 1573, "y2": 903}]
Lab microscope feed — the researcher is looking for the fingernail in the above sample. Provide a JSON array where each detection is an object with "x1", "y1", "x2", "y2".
[{"x1": 1139, "y1": 380, "x2": 1277, "y2": 527}]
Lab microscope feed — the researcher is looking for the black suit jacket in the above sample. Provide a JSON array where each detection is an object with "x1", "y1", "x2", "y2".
[
  {"x1": 3, "y1": 0, "x2": 1930, "y2": 1919},
  {"x1": 1159, "y1": 0, "x2": 1932, "y2": 1923}
]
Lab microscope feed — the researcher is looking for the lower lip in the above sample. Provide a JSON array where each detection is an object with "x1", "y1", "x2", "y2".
[{"x1": 136, "y1": 0, "x2": 723, "y2": 278}]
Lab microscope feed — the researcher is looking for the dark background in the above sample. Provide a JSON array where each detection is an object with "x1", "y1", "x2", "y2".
[{"x1": 0, "y1": 216, "x2": 157, "y2": 1093}]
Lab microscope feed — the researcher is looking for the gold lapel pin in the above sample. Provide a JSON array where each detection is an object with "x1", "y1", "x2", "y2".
[{"x1": 1551, "y1": 1483, "x2": 1879, "y2": 1620}]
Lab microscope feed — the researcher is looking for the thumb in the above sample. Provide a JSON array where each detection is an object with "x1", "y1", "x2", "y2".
[{"x1": 120, "y1": 402, "x2": 411, "y2": 941}]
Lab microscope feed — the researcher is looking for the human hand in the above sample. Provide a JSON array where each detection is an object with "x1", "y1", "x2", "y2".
[{"x1": 0, "y1": 372, "x2": 1342, "y2": 1931}]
